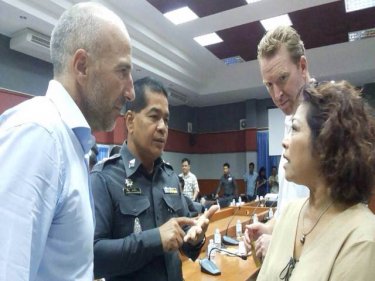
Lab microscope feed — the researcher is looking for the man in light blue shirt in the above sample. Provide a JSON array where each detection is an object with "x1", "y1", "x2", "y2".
[
  {"x1": 0, "y1": 2, "x2": 135, "y2": 280},
  {"x1": 243, "y1": 162, "x2": 258, "y2": 201}
]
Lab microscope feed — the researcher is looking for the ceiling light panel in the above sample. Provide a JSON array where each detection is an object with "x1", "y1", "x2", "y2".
[
  {"x1": 222, "y1": 56, "x2": 245, "y2": 65},
  {"x1": 194, "y1": 33, "x2": 223, "y2": 46},
  {"x1": 348, "y1": 27, "x2": 375, "y2": 41},
  {"x1": 246, "y1": 0, "x2": 263, "y2": 3},
  {"x1": 164, "y1": 6, "x2": 198, "y2": 25},
  {"x1": 260, "y1": 14, "x2": 292, "y2": 31},
  {"x1": 345, "y1": 0, "x2": 375, "y2": 12}
]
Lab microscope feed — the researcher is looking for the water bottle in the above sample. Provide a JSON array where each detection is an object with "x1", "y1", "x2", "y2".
[
  {"x1": 236, "y1": 219, "x2": 242, "y2": 238},
  {"x1": 269, "y1": 208, "x2": 274, "y2": 219},
  {"x1": 207, "y1": 239, "x2": 216, "y2": 259},
  {"x1": 214, "y1": 228, "x2": 221, "y2": 249},
  {"x1": 238, "y1": 238, "x2": 247, "y2": 256},
  {"x1": 260, "y1": 196, "x2": 264, "y2": 207}
]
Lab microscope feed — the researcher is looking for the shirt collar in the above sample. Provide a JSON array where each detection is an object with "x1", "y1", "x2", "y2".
[
  {"x1": 121, "y1": 143, "x2": 165, "y2": 177},
  {"x1": 46, "y1": 80, "x2": 94, "y2": 154}
]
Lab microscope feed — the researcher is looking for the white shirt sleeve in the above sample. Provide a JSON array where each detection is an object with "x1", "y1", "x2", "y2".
[{"x1": 0, "y1": 123, "x2": 60, "y2": 280}]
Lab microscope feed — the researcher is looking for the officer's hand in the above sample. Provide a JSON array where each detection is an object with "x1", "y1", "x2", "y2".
[
  {"x1": 159, "y1": 217, "x2": 195, "y2": 252},
  {"x1": 184, "y1": 205, "x2": 219, "y2": 245}
]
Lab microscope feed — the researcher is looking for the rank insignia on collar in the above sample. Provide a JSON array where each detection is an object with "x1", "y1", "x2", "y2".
[
  {"x1": 129, "y1": 158, "x2": 135, "y2": 168},
  {"x1": 163, "y1": 186, "x2": 178, "y2": 194}
]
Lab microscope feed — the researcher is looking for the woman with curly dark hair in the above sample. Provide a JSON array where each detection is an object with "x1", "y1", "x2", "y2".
[{"x1": 256, "y1": 81, "x2": 375, "y2": 281}]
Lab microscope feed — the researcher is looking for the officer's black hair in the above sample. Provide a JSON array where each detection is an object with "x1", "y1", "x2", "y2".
[
  {"x1": 126, "y1": 76, "x2": 169, "y2": 113},
  {"x1": 223, "y1": 162, "x2": 230, "y2": 168}
]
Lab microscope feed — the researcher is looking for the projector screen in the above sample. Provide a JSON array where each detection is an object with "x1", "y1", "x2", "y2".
[{"x1": 268, "y1": 108, "x2": 284, "y2": 156}]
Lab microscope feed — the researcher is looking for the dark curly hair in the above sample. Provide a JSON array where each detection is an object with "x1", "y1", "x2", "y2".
[{"x1": 302, "y1": 81, "x2": 375, "y2": 205}]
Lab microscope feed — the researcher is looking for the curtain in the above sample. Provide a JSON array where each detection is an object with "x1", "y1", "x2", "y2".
[
  {"x1": 257, "y1": 130, "x2": 281, "y2": 193},
  {"x1": 97, "y1": 144, "x2": 110, "y2": 161}
]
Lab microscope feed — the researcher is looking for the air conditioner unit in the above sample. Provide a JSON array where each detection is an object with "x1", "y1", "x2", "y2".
[
  {"x1": 10, "y1": 28, "x2": 51, "y2": 62},
  {"x1": 239, "y1": 119, "x2": 247, "y2": 130},
  {"x1": 168, "y1": 88, "x2": 188, "y2": 105}
]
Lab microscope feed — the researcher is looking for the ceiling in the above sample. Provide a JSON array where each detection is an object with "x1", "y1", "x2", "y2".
[{"x1": 0, "y1": 0, "x2": 374, "y2": 107}]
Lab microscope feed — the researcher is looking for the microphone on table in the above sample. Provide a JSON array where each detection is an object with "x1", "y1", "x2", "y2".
[
  {"x1": 263, "y1": 194, "x2": 278, "y2": 221},
  {"x1": 249, "y1": 198, "x2": 262, "y2": 222},
  {"x1": 200, "y1": 247, "x2": 248, "y2": 275},
  {"x1": 250, "y1": 195, "x2": 278, "y2": 222},
  {"x1": 222, "y1": 202, "x2": 242, "y2": 245},
  {"x1": 222, "y1": 196, "x2": 272, "y2": 246}
]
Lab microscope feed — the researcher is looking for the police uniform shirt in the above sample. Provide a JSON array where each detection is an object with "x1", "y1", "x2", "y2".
[
  {"x1": 91, "y1": 144, "x2": 202, "y2": 281},
  {"x1": 216, "y1": 174, "x2": 237, "y2": 196}
]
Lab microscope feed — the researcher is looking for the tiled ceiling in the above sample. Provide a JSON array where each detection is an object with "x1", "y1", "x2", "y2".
[
  {"x1": 147, "y1": 0, "x2": 248, "y2": 17},
  {"x1": 147, "y1": 0, "x2": 375, "y2": 62},
  {"x1": 0, "y1": 0, "x2": 374, "y2": 106}
]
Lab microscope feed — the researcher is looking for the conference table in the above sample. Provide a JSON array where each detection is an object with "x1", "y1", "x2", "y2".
[{"x1": 182, "y1": 203, "x2": 274, "y2": 281}]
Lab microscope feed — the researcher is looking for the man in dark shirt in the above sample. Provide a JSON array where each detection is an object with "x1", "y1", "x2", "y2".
[
  {"x1": 91, "y1": 77, "x2": 217, "y2": 281},
  {"x1": 215, "y1": 162, "x2": 238, "y2": 206}
]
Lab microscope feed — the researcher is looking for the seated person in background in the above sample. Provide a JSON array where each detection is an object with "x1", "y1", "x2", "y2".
[
  {"x1": 179, "y1": 158, "x2": 200, "y2": 201},
  {"x1": 215, "y1": 163, "x2": 238, "y2": 206},
  {"x1": 268, "y1": 165, "x2": 279, "y2": 194},
  {"x1": 255, "y1": 167, "x2": 267, "y2": 197},
  {"x1": 253, "y1": 81, "x2": 375, "y2": 280},
  {"x1": 179, "y1": 176, "x2": 204, "y2": 217},
  {"x1": 244, "y1": 162, "x2": 258, "y2": 201}
]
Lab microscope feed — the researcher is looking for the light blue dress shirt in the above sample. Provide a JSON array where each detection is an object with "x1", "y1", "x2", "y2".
[
  {"x1": 244, "y1": 171, "x2": 258, "y2": 196},
  {"x1": 0, "y1": 80, "x2": 95, "y2": 281}
]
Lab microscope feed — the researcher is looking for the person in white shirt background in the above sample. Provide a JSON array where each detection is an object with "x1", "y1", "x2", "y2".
[{"x1": 179, "y1": 158, "x2": 200, "y2": 201}]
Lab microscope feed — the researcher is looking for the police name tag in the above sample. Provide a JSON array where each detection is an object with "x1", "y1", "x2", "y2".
[
  {"x1": 124, "y1": 186, "x2": 142, "y2": 195},
  {"x1": 163, "y1": 186, "x2": 178, "y2": 194}
]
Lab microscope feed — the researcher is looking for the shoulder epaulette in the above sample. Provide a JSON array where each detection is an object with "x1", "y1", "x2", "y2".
[
  {"x1": 92, "y1": 154, "x2": 121, "y2": 172},
  {"x1": 162, "y1": 159, "x2": 174, "y2": 170}
]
